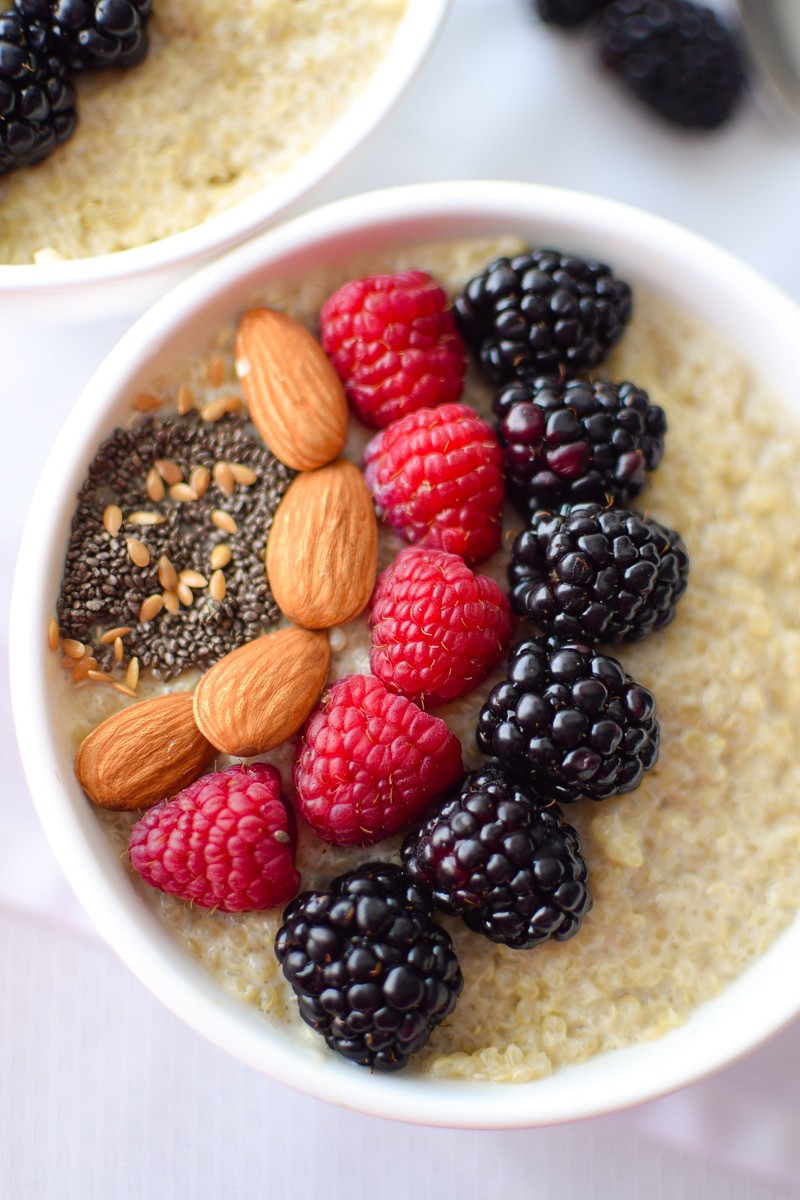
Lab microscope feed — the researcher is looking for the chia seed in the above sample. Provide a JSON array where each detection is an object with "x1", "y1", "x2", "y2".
[{"x1": 57, "y1": 412, "x2": 294, "y2": 680}]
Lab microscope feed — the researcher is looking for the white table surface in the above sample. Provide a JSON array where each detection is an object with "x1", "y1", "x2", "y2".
[{"x1": 3, "y1": 0, "x2": 800, "y2": 1196}]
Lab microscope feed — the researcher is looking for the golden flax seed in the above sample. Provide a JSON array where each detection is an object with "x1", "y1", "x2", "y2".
[
  {"x1": 103, "y1": 504, "x2": 123, "y2": 537},
  {"x1": 211, "y1": 509, "x2": 238, "y2": 535},
  {"x1": 126, "y1": 537, "x2": 151, "y2": 568}
]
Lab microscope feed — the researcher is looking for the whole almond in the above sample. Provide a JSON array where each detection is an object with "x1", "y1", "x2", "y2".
[
  {"x1": 193, "y1": 626, "x2": 331, "y2": 757},
  {"x1": 266, "y1": 458, "x2": 378, "y2": 629},
  {"x1": 235, "y1": 307, "x2": 347, "y2": 471},
  {"x1": 75, "y1": 692, "x2": 215, "y2": 811}
]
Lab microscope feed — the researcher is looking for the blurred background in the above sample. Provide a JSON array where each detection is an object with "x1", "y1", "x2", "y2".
[{"x1": 2, "y1": 0, "x2": 800, "y2": 1195}]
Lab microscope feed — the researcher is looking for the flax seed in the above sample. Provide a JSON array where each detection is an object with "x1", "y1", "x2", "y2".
[
  {"x1": 126, "y1": 537, "x2": 150, "y2": 568},
  {"x1": 126, "y1": 657, "x2": 140, "y2": 691},
  {"x1": 72, "y1": 656, "x2": 97, "y2": 682},
  {"x1": 213, "y1": 461, "x2": 235, "y2": 497},
  {"x1": 190, "y1": 466, "x2": 211, "y2": 498},
  {"x1": 112, "y1": 682, "x2": 139, "y2": 699},
  {"x1": 47, "y1": 618, "x2": 60, "y2": 652},
  {"x1": 113, "y1": 636, "x2": 124, "y2": 663},
  {"x1": 207, "y1": 356, "x2": 226, "y2": 388},
  {"x1": 62, "y1": 638, "x2": 85, "y2": 659},
  {"x1": 132, "y1": 393, "x2": 161, "y2": 412},
  {"x1": 103, "y1": 504, "x2": 123, "y2": 536},
  {"x1": 209, "y1": 543, "x2": 232, "y2": 570},
  {"x1": 209, "y1": 569, "x2": 226, "y2": 601},
  {"x1": 179, "y1": 569, "x2": 208, "y2": 589},
  {"x1": 230, "y1": 462, "x2": 257, "y2": 486},
  {"x1": 158, "y1": 555, "x2": 178, "y2": 591},
  {"x1": 169, "y1": 482, "x2": 199, "y2": 503},
  {"x1": 139, "y1": 594, "x2": 163, "y2": 623},
  {"x1": 176, "y1": 386, "x2": 195, "y2": 415},
  {"x1": 211, "y1": 509, "x2": 238, "y2": 535},
  {"x1": 146, "y1": 468, "x2": 165, "y2": 502},
  {"x1": 162, "y1": 589, "x2": 180, "y2": 615},
  {"x1": 177, "y1": 582, "x2": 194, "y2": 607},
  {"x1": 100, "y1": 626, "x2": 132, "y2": 644},
  {"x1": 155, "y1": 459, "x2": 183, "y2": 485},
  {"x1": 87, "y1": 669, "x2": 115, "y2": 684},
  {"x1": 129, "y1": 511, "x2": 166, "y2": 526}
]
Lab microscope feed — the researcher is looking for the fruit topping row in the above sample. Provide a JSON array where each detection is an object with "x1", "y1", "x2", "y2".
[{"x1": 57, "y1": 240, "x2": 690, "y2": 1072}]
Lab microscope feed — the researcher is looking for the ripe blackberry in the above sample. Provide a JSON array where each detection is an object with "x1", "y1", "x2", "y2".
[
  {"x1": 509, "y1": 502, "x2": 689, "y2": 643},
  {"x1": 0, "y1": 8, "x2": 76, "y2": 175},
  {"x1": 402, "y1": 764, "x2": 591, "y2": 950},
  {"x1": 597, "y1": 0, "x2": 746, "y2": 129},
  {"x1": 453, "y1": 249, "x2": 632, "y2": 386},
  {"x1": 494, "y1": 376, "x2": 666, "y2": 516},
  {"x1": 275, "y1": 862, "x2": 462, "y2": 1072},
  {"x1": 534, "y1": 0, "x2": 612, "y2": 27},
  {"x1": 16, "y1": 0, "x2": 152, "y2": 71},
  {"x1": 477, "y1": 637, "x2": 659, "y2": 802}
]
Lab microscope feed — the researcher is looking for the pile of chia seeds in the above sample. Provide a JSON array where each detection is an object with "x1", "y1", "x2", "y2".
[{"x1": 57, "y1": 413, "x2": 294, "y2": 680}]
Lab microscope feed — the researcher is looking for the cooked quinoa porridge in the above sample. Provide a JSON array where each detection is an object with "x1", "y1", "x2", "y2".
[
  {"x1": 0, "y1": 0, "x2": 408, "y2": 264},
  {"x1": 55, "y1": 238, "x2": 800, "y2": 1083}
]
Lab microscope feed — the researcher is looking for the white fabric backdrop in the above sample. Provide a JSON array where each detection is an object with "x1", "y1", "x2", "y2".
[{"x1": 3, "y1": 0, "x2": 800, "y2": 1195}]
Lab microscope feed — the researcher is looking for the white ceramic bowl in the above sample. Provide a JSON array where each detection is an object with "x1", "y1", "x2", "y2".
[
  {"x1": 12, "y1": 181, "x2": 800, "y2": 1128},
  {"x1": 0, "y1": 0, "x2": 448, "y2": 325}
]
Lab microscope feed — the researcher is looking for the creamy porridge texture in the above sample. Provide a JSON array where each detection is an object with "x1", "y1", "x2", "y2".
[
  {"x1": 58, "y1": 239, "x2": 800, "y2": 1082},
  {"x1": 0, "y1": 0, "x2": 408, "y2": 264}
]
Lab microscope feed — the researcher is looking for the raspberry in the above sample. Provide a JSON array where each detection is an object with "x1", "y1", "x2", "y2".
[
  {"x1": 402, "y1": 763, "x2": 592, "y2": 948},
  {"x1": 129, "y1": 762, "x2": 300, "y2": 912},
  {"x1": 363, "y1": 403, "x2": 505, "y2": 565},
  {"x1": 319, "y1": 270, "x2": 467, "y2": 428},
  {"x1": 275, "y1": 862, "x2": 462, "y2": 1071},
  {"x1": 292, "y1": 674, "x2": 463, "y2": 846},
  {"x1": 369, "y1": 546, "x2": 513, "y2": 707}
]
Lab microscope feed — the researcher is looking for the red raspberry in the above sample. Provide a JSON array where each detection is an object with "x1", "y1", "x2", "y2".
[
  {"x1": 363, "y1": 403, "x2": 505, "y2": 564},
  {"x1": 293, "y1": 674, "x2": 463, "y2": 846},
  {"x1": 319, "y1": 270, "x2": 467, "y2": 428},
  {"x1": 129, "y1": 763, "x2": 299, "y2": 912},
  {"x1": 370, "y1": 547, "x2": 513, "y2": 707}
]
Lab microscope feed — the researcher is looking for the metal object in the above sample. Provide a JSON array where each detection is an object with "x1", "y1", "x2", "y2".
[{"x1": 736, "y1": 0, "x2": 800, "y2": 132}]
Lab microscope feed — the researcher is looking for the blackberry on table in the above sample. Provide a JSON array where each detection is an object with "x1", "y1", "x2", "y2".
[
  {"x1": 402, "y1": 763, "x2": 591, "y2": 950},
  {"x1": 275, "y1": 863, "x2": 462, "y2": 1072},
  {"x1": 477, "y1": 636, "x2": 659, "y2": 803},
  {"x1": 453, "y1": 249, "x2": 632, "y2": 386},
  {"x1": 0, "y1": 8, "x2": 77, "y2": 175},
  {"x1": 16, "y1": 0, "x2": 152, "y2": 71},
  {"x1": 534, "y1": 0, "x2": 612, "y2": 27},
  {"x1": 509, "y1": 502, "x2": 689, "y2": 643},
  {"x1": 494, "y1": 376, "x2": 666, "y2": 516},
  {"x1": 596, "y1": 0, "x2": 746, "y2": 129}
]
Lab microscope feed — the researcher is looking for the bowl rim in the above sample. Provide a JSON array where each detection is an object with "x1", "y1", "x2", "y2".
[
  {"x1": 0, "y1": 0, "x2": 449, "y2": 291},
  {"x1": 12, "y1": 179, "x2": 800, "y2": 1128}
]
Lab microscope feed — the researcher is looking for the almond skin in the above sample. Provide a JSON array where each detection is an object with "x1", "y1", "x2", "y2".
[
  {"x1": 193, "y1": 626, "x2": 331, "y2": 757},
  {"x1": 235, "y1": 307, "x2": 348, "y2": 471},
  {"x1": 75, "y1": 692, "x2": 215, "y2": 811},
  {"x1": 266, "y1": 458, "x2": 378, "y2": 629}
]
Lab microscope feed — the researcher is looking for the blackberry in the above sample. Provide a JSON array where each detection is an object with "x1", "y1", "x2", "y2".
[
  {"x1": 597, "y1": 0, "x2": 746, "y2": 129},
  {"x1": 275, "y1": 862, "x2": 462, "y2": 1072},
  {"x1": 402, "y1": 764, "x2": 591, "y2": 950},
  {"x1": 477, "y1": 637, "x2": 659, "y2": 802},
  {"x1": 16, "y1": 0, "x2": 152, "y2": 71},
  {"x1": 534, "y1": 0, "x2": 612, "y2": 27},
  {"x1": 0, "y1": 8, "x2": 76, "y2": 175},
  {"x1": 509, "y1": 502, "x2": 689, "y2": 643},
  {"x1": 494, "y1": 376, "x2": 666, "y2": 516},
  {"x1": 453, "y1": 249, "x2": 632, "y2": 386}
]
